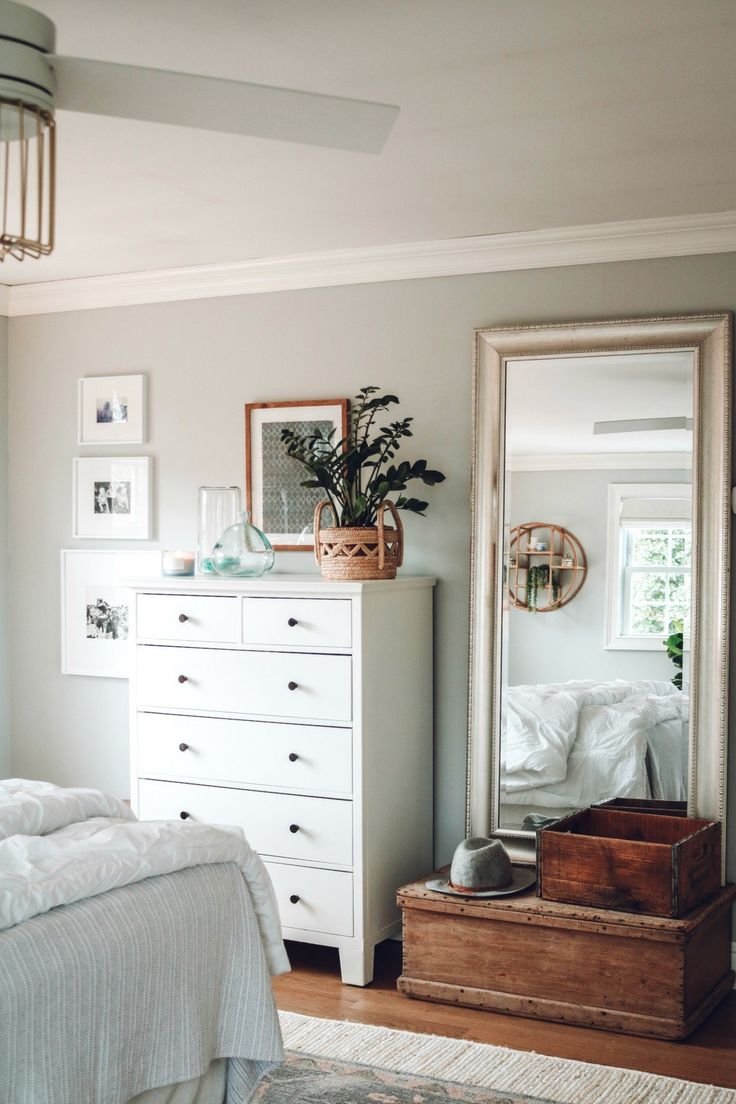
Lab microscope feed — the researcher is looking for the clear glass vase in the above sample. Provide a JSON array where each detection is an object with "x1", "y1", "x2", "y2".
[
  {"x1": 197, "y1": 486, "x2": 242, "y2": 574},
  {"x1": 212, "y1": 512, "x2": 275, "y2": 578}
]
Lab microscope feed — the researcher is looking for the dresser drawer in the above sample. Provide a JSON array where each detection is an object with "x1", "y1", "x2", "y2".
[
  {"x1": 137, "y1": 594, "x2": 240, "y2": 643},
  {"x1": 137, "y1": 779, "x2": 353, "y2": 866},
  {"x1": 242, "y1": 597, "x2": 351, "y2": 649},
  {"x1": 137, "y1": 713, "x2": 352, "y2": 794},
  {"x1": 264, "y1": 862, "x2": 353, "y2": 937},
  {"x1": 136, "y1": 646, "x2": 352, "y2": 722}
]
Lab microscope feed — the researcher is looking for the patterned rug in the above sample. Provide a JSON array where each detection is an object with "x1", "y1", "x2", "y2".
[{"x1": 266, "y1": 1011, "x2": 736, "y2": 1104}]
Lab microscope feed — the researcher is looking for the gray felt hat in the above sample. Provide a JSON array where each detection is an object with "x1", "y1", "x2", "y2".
[{"x1": 426, "y1": 837, "x2": 536, "y2": 897}]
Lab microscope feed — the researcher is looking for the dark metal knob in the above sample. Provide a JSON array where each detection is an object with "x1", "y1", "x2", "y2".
[
  {"x1": 287, "y1": 617, "x2": 298, "y2": 627},
  {"x1": 289, "y1": 894, "x2": 300, "y2": 904},
  {"x1": 178, "y1": 742, "x2": 189, "y2": 752},
  {"x1": 288, "y1": 681, "x2": 298, "y2": 691},
  {"x1": 178, "y1": 674, "x2": 188, "y2": 684},
  {"x1": 289, "y1": 823, "x2": 300, "y2": 834},
  {"x1": 178, "y1": 614, "x2": 189, "y2": 623},
  {"x1": 288, "y1": 752, "x2": 299, "y2": 762},
  {"x1": 180, "y1": 811, "x2": 190, "y2": 820}
]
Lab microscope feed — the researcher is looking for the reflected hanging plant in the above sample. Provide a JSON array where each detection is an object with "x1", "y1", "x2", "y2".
[{"x1": 526, "y1": 564, "x2": 561, "y2": 611}]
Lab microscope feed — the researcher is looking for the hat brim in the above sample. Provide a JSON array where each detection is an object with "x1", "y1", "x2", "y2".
[{"x1": 425, "y1": 867, "x2": 536, "y2": 898}]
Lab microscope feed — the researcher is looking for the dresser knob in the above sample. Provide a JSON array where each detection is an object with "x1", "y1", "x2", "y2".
[
  {"x1": 178, "y1": 743, "x2": 189, "y2": 752},
  {"x1": 288, "y1": 752, "x2": 299, "y2": 762},
  {"x1": 178, "y1": 675, "x2": 188, "y2": 684},
  {"x1": 289, "y1": 823, "x2": 300, "y2": 834},
  {"x1": 178, "y1": 613, "x2": 189, "y2": 623},
  {"x1": 180, "y1": 811, "x2": 190, "y2": 820},
  {"x1": 287, "y1": 617, "x2": 298, "y2": 627},
  {"x1": 288, "y1": 681, "x2": 298, "y2": 691},
  {"x1": 289, "y1": 894, "x2": 300, "y2": 904}
]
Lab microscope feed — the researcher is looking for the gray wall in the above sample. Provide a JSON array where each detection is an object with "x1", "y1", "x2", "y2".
[
  {"x1": 0, "y1": 317, "x2": 7, "y2": 776},
  {"x1": 507, "y1": 468, "x2": 687, "y2": 686},
  {"x1": 7, "y1": 252, "x2": 736, "y2": 879}
]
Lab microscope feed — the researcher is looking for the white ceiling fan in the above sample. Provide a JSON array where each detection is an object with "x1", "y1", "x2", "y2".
[{"x1": 0, "y1": 0, "x2": 400, "y2": 260}]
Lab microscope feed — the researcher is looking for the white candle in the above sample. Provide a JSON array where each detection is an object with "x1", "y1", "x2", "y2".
[{"x1": 161, "y1": 549, "x2": 195, "y2": 576}]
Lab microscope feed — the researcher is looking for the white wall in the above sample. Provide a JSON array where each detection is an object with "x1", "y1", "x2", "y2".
[
  {"x1": 7, "y1": 251, "x2": 736, "y2": 878},
  {"x1": 507, "y1": 468, "x2": 687, "y2": 686}
]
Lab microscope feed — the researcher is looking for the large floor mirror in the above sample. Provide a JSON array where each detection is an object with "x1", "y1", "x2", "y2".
[{"x1": 467, "y1": 315, "x2": 731, "y2": 865}]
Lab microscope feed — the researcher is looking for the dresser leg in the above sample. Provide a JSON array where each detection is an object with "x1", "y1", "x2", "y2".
[{"x1": 339, "y1": 943, "x2": 375, "y2": 986}]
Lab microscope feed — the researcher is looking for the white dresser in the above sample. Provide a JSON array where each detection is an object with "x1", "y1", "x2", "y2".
[{"x1": 129, "y1": 573, "x2": 435, "y2": 985}]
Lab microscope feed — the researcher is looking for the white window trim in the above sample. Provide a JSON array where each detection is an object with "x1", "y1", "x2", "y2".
[{"x1": 605, "y1": 482, "x2": 692, "y2": 651}]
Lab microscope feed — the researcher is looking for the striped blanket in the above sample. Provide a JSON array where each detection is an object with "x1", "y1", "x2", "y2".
[{"x1": 0, "y1": 780, "x2": 289, "y2": 1104}]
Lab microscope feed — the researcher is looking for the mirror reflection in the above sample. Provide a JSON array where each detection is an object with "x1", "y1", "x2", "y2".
[{"x1": 499, "y1": 351, "x2": 693, "y2": 831}]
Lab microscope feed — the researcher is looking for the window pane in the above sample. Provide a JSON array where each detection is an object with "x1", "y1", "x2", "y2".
[
  {"x1": 629, "y1": 572, "x2": 666, "y2": 634},
  {"x1": 667, "y1": 574, "x2": 690, "y2": 634},
  {"x1": 630, "y1": 529, "x2": 668, "y2": 566},
  {"x1": 670, "y1": 528, "x2": 691, "y2": 567}
]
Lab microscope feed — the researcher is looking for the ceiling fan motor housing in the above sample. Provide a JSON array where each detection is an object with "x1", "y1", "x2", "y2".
[{"x1": 0, "y1": 0, "x2": 56, "y2": 114}]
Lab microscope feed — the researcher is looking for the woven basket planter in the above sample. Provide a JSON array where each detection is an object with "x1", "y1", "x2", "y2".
[{"x1": 314, "y1": 500, "x2": 404, "y2": 580}]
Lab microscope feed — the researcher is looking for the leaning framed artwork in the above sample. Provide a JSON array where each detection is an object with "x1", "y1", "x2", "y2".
[
  {"x1": 245, "y1": 399, "x2": 349, "y2": 550},
  {"x1": 73, "y1": 456, "x2": 152, "y2": 539},
  {"x1": 61, "y1": 549, "x2": 161, "y2": 677},
  {"x1": 78, "y1": 374, "x2": 146, "y2": 445}
]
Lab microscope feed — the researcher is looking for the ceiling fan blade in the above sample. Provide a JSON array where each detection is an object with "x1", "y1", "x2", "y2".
[
  {"x1": 51, "y1": 55, "x2": 399, "y2": 153},
  {"x1": 593, "y1": 416, "x2": 693, "y2": 435}
]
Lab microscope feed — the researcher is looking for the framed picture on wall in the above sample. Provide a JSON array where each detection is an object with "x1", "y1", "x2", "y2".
[
  {"x1": 73, "y1": 456, "x2": 152, "y2": 539},
  {"x1": 78, "y1": 374, "x2": 146, "y2": 445},
  {"x1": 61, "y1": 549, "x2": 161, "y2": 677},
  {"x1": 245, "y1": 399, "x2": 349, "y2": 551}
]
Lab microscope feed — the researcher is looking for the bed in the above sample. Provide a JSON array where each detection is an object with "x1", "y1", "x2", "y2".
[
  {"x1": 0, "y1": 779, "x2": 290, "y2": 1104},
  {"x1": 500, "y1": 679, "x2": 688, "y2": 827}
]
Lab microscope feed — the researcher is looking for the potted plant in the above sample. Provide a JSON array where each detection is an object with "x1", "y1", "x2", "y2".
[{"x1": 281, "y1": 387, "x2": 445, "y2": 579}]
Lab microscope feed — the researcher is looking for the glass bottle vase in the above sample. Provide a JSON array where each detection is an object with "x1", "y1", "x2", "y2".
[{"x1": 212, "y1": 512, "x2": 275, "y2": 578}]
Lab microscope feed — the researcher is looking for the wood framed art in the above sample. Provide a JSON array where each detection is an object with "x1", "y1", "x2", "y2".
[
  {"x1": 73, "y1": 456, "x2": 152, "y2": 539},
  {"x1": 61, "y1": 549, "x2": 161, "y2": 677},
  {"x1": 78, "y1": 374, "x2": 146, "y2": 445},
  {"x1": 245, "y1": 399, "x2": 349, "y2": 551}
]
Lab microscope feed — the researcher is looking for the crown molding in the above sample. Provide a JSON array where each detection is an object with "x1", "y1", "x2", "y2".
[
  {"x1": 0, "y1": 284, "x2": 10, "y2": 317},
  {"x1": 3, "y1": 209, "x2": 736, "y2": 317},
  {"x1": 509, "y1": 451, "x2": 693, "y2": 472}
]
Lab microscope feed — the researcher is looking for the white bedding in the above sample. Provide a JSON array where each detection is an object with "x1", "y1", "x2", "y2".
[
  {"x1": 501, "y1": 680, "x2": 686, "y2": 809},
  {"x1": 0, "y1": 779, "x2": 289, "y2": 1104}
]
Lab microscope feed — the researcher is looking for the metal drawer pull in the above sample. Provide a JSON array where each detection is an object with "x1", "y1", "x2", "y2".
[
  {"x1": 288, "y1": 752, "x2": 299, "y2": 762},
  {"x1": 178, "y1": 614, "x2": 189, "y2": 623},
  {"x1": 289, "y1": 894, "x2": 300, "y2": 904},
  {"x1": 178, "y1": 675, "x2": 188, "y2": 684},
  {"x1": 289, "y1": 823, "x2": 300, "y2": 833},
  {"x1": 287, "y1": 681, "x2": 298, "y2": 691},
  {"x1": 180, "y1": 811, "x2": 191, "y2": 820},
  {"x1": 287, "y1": 617, "x2": 298, "y2": 627},
  {"x1": 178, "y1": 743, "x2": 189, "y2": 752}
]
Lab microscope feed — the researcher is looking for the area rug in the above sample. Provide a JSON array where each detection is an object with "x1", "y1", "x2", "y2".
[{"x1": 259, "y1": 1011, "x2": 736, "y2": 1104}]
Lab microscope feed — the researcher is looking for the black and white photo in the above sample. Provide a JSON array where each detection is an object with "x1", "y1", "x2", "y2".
[
  {"x1": 78, "y1": 375, "x2": 145, "y2": 444},
  {"x1": 85, "y1": 590, "x2": 129, "y2": 640},
  {"x1": 74, "y1": 457, "x2": 151, "y2": 539}
]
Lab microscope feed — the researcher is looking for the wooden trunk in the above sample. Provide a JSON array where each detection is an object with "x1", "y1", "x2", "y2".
[
  {"x1": 397, "y1": 875, "x2": 736, "y2": 1039},
  {"x1": 538, "y1": 808, "x2": 721, "y2": 917}
]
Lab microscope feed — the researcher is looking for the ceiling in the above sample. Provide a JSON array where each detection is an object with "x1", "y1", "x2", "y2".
[
  {"x1": 506, "y1": 351, "x2": 694, "y2": 457},
  {"x1": 5, "y1": 0, "x2": 736, "y2": 285}
]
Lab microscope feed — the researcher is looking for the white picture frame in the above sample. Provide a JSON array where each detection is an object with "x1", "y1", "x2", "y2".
[
  {"x1": 73, "y1": 456, "x2": 152, "y2": 539},
  {"x1": 78, "y1": 374, "x2": 146, "y2": 445},
  {"x1": 61, "y1": 549, "x2": 161, "y2": 677}
]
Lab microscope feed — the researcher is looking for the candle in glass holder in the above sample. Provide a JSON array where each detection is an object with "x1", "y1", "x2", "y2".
[{"x1": 161, "y1": 549, "x2": 195, "y2": 576}]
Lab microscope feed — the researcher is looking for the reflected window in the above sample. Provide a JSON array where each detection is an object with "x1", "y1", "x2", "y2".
[{"x1": 606, "y1": 483, "x2": 692, "y2": 651}]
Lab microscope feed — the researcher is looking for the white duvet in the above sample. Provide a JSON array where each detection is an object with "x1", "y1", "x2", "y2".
[
  {"x1": 501, "y1": 680, "x2": 685, "y2": 808},
  {"x1": 0, "y1": 778, "x2": 289, "y2": 977}
]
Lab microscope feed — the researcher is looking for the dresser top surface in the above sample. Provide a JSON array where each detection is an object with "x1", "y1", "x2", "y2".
[{"x1": 127, "y1": 573, "x2": 436, "y2": 594}]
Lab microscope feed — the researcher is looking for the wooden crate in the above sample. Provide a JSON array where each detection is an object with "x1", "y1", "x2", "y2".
[
  {"x1": 397, "y1": 875, "x2": 736, "y2": 1039},
  {"x1": 538, "y1": 807, "x2": 721, "y2": 917},
  {"x1": 594, "y1": 797, "x2": 688, "y2": 817}
]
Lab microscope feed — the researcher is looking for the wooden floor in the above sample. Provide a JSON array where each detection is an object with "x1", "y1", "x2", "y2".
[{"x1": 274, "y1": 940, "x2": 736, "y2": 1089}]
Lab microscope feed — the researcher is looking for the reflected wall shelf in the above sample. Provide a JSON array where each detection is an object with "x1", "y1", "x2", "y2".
[{"x1": 507, "y1": 522, "x2": 587, "y2": 612}]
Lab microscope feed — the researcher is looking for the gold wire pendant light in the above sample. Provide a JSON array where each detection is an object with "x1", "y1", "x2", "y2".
[{"x1": 0, "y1": 98, "x2": 55, "y2": 260}]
